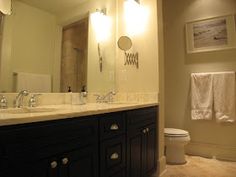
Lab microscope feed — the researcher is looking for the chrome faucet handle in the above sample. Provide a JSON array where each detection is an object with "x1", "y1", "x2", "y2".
[
  {"x1": 0, "y1": 95, "x2": 8, "y2": 109},
  {"x1": 28, "y1": 94, "x2": 42, "y2": 107}
]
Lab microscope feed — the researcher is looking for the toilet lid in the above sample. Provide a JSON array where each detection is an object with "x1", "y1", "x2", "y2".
[{"x1": 164, "y1": 128, "x2": 189, "y2": 137}]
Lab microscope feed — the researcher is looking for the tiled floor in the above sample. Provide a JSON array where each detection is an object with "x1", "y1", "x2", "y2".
[{"x1": 153, "y1": 155, "x2": 236, "y2": 177}]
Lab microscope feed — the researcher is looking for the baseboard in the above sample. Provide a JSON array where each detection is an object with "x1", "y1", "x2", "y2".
[
  {"x1": 186, "y1": 142, "x2": 236, "y2": 161},
  {"x1": 157, "y1": 155, "x2": 167, "y2": 177}
]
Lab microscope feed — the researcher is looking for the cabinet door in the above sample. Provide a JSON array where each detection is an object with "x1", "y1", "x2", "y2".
[
  {"x1": 127, "y1": 128, "x2": 146, "y2": 177},
  {"x1": 127, "y1": 106, "x2": 158, "y2": 177},
  {"x1": 143, "y1": 124, "x2": 157, "y2": 177},
  {"x1": 29, "y1": 160, "x2": 57, "y2": 177},
  {"x1": 59, "y1": 145, "x2": 98, "y2": 177},
  {"x1": 0, "y1": 159, "x2": 53, "y2": 177}
]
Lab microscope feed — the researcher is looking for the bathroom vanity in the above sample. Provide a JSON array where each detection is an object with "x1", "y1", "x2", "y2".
[{"x1": 0, "y1": 103, "x2": 158, "y2": 177}]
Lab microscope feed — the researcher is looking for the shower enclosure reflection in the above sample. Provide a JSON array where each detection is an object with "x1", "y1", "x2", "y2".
[{"x1": 61, "y1": 18, "x2": 88, "y2": 92}]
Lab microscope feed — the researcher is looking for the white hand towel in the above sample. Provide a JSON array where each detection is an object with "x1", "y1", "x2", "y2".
[
  {"x1": 213, "y1": 72, "x2": 235, "y2": 123},
  {"x1": 191, "y1": 73, "x2": 213, "y2": 120}
]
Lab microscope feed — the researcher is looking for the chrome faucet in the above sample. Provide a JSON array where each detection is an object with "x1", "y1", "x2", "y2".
[
  {"x1": 14, "y1": 90, "x2": 29, "y2": 108},
  {"x1": 95, "y1": 91, "x2": 116, "y2": 103},
  {"x1": 0, "y1": 95, "x2": 8, "y2": 109}
]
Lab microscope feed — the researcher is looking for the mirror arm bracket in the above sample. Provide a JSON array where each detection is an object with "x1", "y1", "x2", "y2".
[
  {"x1": 98, "y1": 43, "x2": 103, "y2": 72},
  {"x1": 124, "y1": 51, "x2": 139, "y2": 69}
]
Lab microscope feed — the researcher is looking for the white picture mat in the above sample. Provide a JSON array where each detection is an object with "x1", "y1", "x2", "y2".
[{"x1": 186, "y1": 14, "x2": 236, "y2": 53}]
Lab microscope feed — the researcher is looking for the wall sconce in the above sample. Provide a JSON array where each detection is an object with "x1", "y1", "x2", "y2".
[
  {"x1": 117, "y1": 36, "x2": 139, "y2": 69},
  {"x1": 0, "y1": 0, "x2": 12, "y2": 15},
  {"x1": 124, "y1": 0, "x2": 148, "y2": 36},
  {"x1": 91, "y1": 9, "x2": 111, "y2": 72}
]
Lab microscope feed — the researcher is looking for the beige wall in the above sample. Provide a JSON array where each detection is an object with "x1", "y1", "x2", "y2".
[
  {"x1": 164, "y1": 0, "x2": 236, "y2": 160},
  {"x1": 0, "y1": 1, "x2": 59, "y2": 92},
  {"x1": 116, "y1": 0, "x2": 159, "y2": 93},
  {"x1": 157, "y1": 0, "x2": 166, "y2": 176}
]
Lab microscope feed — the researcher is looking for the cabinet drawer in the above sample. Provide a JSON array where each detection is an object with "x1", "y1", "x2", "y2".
[
  {"x1": 0, "y1": 117, "x2": 98, "y2": 160},
  {"x1": 100, "y1": 135, "x2": 126, "y2": 177},
  {"x1": 99, "y1": 112, "x2": 125, "y2": 140},
  {"x1": 127, "y1": 106, "x2": 157, "y2": 128}
]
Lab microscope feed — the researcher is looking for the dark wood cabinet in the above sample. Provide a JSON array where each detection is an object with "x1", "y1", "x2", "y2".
[
  {"x1": 59, "y1": 145, "x2": 99, "y2": 177},
  {"x1": 99, "y1": 112, "x2": 126, "y2": 177},
  {"x1": 0, "y1": 117, "x2": 99, "y2": 177},
  {"x1": 127, "y1": 106, "x2": 158, "y2": 177},
  {"x1": 6, "y1": 145, "x2": 99, "y2": 177},
  {"x1": 0, "y1": 106, "x2": 158, "y2": 177}
]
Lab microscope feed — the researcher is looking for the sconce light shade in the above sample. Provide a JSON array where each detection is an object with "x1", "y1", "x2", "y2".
[
  {"x1": 0, "y1": 0, "x2": 12, "y2": 15},
  {"x1": 127, "y1": 0, "x2": 140, "y2": 4},
  {"x1": 124, "y1": 0, "x2": 149, "y2": 36},
  {"x1": 91, "y1": 9, "x2": 111, "y2": 43},
  {"x1": 91, "y1": 8, "x2": 112, "y2": 72}
]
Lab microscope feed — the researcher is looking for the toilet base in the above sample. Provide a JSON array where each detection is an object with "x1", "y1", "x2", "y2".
[{"x1": 165, "y1": 144, "x2": 186, "y2": 164}]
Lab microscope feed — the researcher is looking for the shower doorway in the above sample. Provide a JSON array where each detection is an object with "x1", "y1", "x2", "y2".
[{"x1": 61, "y1": 17, "x2": 88, "y2": 92}]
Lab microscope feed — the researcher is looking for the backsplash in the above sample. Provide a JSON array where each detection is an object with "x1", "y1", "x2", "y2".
[
  {"x1": 1, "y1": 92, "x2": 158, "y2": 108},
  {"x1": 86, "y1": 92, "x2": 158, "y2": 103}
]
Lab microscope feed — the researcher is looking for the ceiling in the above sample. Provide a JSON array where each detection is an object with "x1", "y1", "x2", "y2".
[{"x1": 18, "y1": 0, "x2": 88, "y2": 15}]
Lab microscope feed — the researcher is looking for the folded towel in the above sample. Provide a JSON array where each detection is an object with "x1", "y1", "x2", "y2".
[
  {"x1": 191, "y1": 73, "x2": 213, "y2": 120},
  {"x1": 213, "y1": 72, "x2": 235, "y2": 123}
]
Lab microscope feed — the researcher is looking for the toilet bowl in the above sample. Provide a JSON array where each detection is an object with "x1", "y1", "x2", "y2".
[{"x1": 164, "y1": 128, "x2": 190, "y2": 164}]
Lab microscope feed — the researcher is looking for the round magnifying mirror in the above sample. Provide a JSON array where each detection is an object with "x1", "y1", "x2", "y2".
[{"x1": 117, "y1": 36, "x2": 132, "y2": 51}]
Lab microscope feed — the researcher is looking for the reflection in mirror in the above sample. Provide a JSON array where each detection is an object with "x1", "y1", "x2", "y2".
[
  {"x1": 61, "y1": 18, "x2": 88, "y2": 92},
  {"x1": 0, "y1": 0, "x2": 12, "y2": 15},
  {"x1": 0, "y1": 0, "x2": 116, "y2": 93},
  {"x1": 117, "y1": 36, "x2": 132, "y2": 51}
]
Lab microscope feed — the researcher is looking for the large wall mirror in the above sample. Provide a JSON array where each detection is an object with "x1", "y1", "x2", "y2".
[{"x1": 0, "y1": 0, "x2": 116, "y2": 93}]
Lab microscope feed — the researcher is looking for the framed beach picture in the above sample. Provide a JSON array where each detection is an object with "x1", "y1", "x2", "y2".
[{"x1": 186, "y1": 14, "x2": 236, "y2": 53}]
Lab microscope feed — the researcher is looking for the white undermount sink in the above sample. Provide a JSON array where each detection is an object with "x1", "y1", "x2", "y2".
[{"x1": 0, "y1": 107, "x2": 58, "y2": 114}]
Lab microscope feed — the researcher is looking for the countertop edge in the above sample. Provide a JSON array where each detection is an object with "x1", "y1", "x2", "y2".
[{"x1": 0, "y1": 102, "x2": 158, "y2": 127}]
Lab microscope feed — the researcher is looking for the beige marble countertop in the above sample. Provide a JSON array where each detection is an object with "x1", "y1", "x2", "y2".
[{"x1": 0, "y1": 102, "x2": 158, "y2": 126}]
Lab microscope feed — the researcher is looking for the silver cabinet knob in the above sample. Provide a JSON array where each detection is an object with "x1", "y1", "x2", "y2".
[
  {"x1": 110, "y1": 152, "x2": 119, "y2": 160},
  {"x1": 146, "y1": 128, "x2": 149, "y2": 132},
  {"x1": 50, "y1": 161, "x2": 57, "y2": 169},
  {"x1": 110, "y1": 123, "x2": 119, "y2": 130},
  {"x1": 142, "y1": 129, "x2": 147, "y2": 134},
  {"x1": 62, "y1": 157, "x2": 69, "y2": 165}
]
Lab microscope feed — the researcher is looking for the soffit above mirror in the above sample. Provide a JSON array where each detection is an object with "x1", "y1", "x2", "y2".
[{"x1": 18, "y1": 0, "x2": 88, "y2": 15}]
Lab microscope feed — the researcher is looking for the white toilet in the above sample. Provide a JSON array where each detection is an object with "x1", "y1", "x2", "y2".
[{"x1": 164, "y1": 128, "x2": 190, "y2": 164}]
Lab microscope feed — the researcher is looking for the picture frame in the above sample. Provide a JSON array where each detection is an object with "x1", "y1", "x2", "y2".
[{"x1": 185, "y1": 14, "x2": 236, "y2": 53}]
